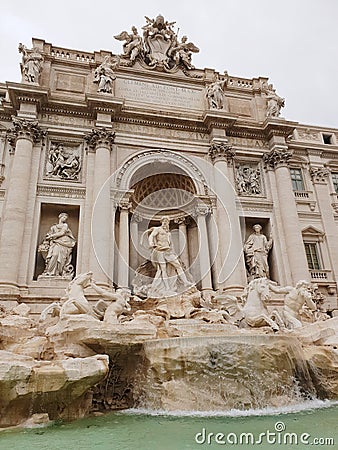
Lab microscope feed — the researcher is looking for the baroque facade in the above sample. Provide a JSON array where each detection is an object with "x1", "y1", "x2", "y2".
[{"x1": 0, "y1": 15, "x2": 338, "y2": 314}]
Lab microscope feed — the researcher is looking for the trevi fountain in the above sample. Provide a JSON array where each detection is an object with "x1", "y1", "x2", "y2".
[{"x1": 0, "y1": 12, "x2": 337, "y2": 450}]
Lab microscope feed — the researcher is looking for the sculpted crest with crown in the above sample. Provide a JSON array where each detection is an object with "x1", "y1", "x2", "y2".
[{"x1": 114, "y1": 14, "x2": 199, "y2": 74}]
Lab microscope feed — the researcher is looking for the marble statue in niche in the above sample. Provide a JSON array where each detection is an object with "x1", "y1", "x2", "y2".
[
  {"x1": 244, "y1": 224, "x2": 272, "y2": 280},
  {"x1": 38, "y1": 212, "x2": 76, "y2": 278},
  {"x1": 133, "y1": 217, "x2": 193, "y2": 298}
]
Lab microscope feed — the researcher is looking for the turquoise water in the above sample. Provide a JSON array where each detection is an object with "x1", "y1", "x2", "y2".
[{"x1": 0, "y1": 401, "x2": 337, "y2": 450}]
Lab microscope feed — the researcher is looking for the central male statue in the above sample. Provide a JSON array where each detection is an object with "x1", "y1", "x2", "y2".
[{"x1": 147, "y1": 217, "x2": 192, "y2": 295}]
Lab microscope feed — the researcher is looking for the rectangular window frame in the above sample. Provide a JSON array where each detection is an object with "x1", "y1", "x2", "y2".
[
  {"x1": 304, "y1": 242, "x2": 321, "y2": 270},
  {"x1": 331, "y1": 172, "x2": 338, "y2": 194},
  {"x1": 290, "y1": 167, "x2": 305, "y2": 191}
]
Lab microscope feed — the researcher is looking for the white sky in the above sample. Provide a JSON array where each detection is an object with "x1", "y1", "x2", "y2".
[{"x1": 0, "y1": 0, "x2": 337, "y2": 128}]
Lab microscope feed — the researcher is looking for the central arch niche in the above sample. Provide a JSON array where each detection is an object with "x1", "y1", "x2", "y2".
[
  {"x1": 113, "y1": 150, "x2": 214, "y2": 290},
  {"x1": 131, "y1": 165, "x2": 196, "y2": 217}
]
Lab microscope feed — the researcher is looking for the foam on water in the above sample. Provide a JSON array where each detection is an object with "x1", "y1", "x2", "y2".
[{"x1": 122, "y1": 398, "x2": 338, "y2": 418}]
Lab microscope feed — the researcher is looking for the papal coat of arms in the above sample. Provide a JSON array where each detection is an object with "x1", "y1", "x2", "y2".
[{"x1": 114, "y1": 14, "x2": 199, "y2": 74}]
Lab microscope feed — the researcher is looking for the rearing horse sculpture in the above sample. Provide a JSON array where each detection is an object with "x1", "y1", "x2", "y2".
[{"x1": 241, "y1": 278, "x2": 280, "y2": 331}]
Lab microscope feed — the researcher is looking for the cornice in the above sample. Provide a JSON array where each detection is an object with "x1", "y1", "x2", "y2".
[
  {"x1": 37, "y1": 184, "x2": 86, "y2": 199},
  {"x1": 41, "y1": 106, "x2": 92, "y2": 118},
  {"x1": 115, "y1": 115, "x2": 207, "y2": 134},
  {"x1": 262, "y1": 117, "x2": 298, "y2": 139},
  {"x1": 6, "y1": 82, "x2": 49, "y2": 112}
]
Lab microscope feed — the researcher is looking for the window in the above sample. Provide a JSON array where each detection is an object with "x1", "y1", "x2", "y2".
[
  {"x1": 290, "y1": 168, "x2": 305, "y2": 191},
  {"x1": 322, "y1": 133, "x2": 333, "y2": 145},
  {"x1": 304, "y1": 242, "x2": 321, "y2": 270},
  {"x1": 332, "y1": 173, "x2": 338, "y2": 193}
]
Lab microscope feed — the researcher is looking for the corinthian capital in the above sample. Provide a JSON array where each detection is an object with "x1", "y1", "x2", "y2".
[
  {"x1": 209, "y1": 141, "x2": 235, "y2": 164},
  {"x1": 85, "y1": 128, "x2": 115, "y2": 151},
  {"x1": 263, "y1": 147, "x2": 292, "y2": 170},
  {"x1": 8, "y1": 117, "x2": 46, "y2": 145},
  {"x1": 310, "y1": 166, "x2": 330, "y2": 184}
]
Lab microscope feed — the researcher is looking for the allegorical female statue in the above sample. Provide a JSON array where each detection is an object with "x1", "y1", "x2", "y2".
[
  {"x1": 38, "y1": 212, "x2": 76, "y2": 278},
  {"x1": 243, "y1": 224, "x2": 272, "y2": 280}
]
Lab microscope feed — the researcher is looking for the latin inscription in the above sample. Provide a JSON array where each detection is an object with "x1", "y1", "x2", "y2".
[{"x1": 116, "y1": 78, "x2": 204, "y2": 110}]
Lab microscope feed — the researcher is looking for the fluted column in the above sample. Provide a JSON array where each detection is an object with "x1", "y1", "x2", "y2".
[
  {"x1": 174, "y1": 217, "x2": 189, "y2": 268},
  {"x1": 194, "y1": 202, "x2": 213, "y2": 292},
  {"x1": 206, "y1": 203, "x2": 222, "y2": 291},
  {"x1": 263, "y1": 147, "x2": 310, "y2": 282},
  {"x1": 117, "y1": 196, "x2": 132, "y2": 289},
  {"x1": 209, "y1": 141, "x2": 246, "y2": 290},
  {"x1": 85, "y1": 128, "x2": 115, "y2": 284},
  {"x1": 310, "y1": 166, "x2": 338, "y2": 285},
  {"x1": 0, "y1": 118, "x2": 45, "y2": 291},
  {"x1": 130, "y1": 213, "x2": 142, "y2": 271}
]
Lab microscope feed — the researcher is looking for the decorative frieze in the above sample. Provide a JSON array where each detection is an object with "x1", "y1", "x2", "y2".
[
  {"x1": 208, "y1": 141, "x2": 235, "y2": 163},
  {"x1": 37, "y1": 184, "x2": 86, "y2": 199},
  {"x1": 84, "y1": 128, "x2": 115, "y2": 151},
  {"x1": 262, "y1": 148, "x2": 292, "y2": 169}
]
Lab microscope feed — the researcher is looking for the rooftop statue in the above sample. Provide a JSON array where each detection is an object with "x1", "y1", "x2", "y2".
[
  {"x1": 114, "y1": 14, "x2": 199, "y2": 74},
  {"x1": 18, "y1": 43, "x2": 44, "y2": 84},
  {"x1": 114, "y1": 27, "x2": 143, "y2": 64},
  {"x1": 206, "y1": 77, "x2": 227, "y2": 109},
  {"x1": 263, "y1": 82, "x2": 285, "y2": 117},
  {"x1": 93, "y1": 55, "x2": 119, "y2": 94}
]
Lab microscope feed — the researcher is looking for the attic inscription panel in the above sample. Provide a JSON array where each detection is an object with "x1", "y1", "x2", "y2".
[{"x1": 115, "y1": 78, "x2": 204, "y2": 110}]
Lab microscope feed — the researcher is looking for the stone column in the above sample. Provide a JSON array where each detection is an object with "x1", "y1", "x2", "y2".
[
  {"x1": 263, "y1": 147, "x2": 310, "y2": 282},
  {"x1": 194, "y1": 203, "x2": 213, "y2": 292},
  {"x1": 85, "y1": 128, "x2": 115, "y2": 284},
  {"x1": 130, "y1": 213, "x2": 142, "y2": 271},
  {"x1": 310, "y1": 166, "x2": 338, "y2": 285},
  {"x1": 174, "y1": 217, "x2": 189, "y2": 268},
  {"x1": 0, "y1": 118, "x2": 44, "y2": 292},
  {"x1": 117, "y1": 196, "x2": 132, "y2": 289},
  {"x1": 209, "y1": 141, "x2": 246, "y2": 291},
  {"x1": 206, "y1": 203, "x2": 222, "y2": 291}
]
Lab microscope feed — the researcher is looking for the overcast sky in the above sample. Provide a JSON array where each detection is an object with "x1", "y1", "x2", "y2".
[{"x1": 0, "y1": 0, "x2": 337, "y2": 128}]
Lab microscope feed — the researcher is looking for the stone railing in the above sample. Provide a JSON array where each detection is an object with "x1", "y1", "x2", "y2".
[
  {"x1": 227, "y1": 77, "x2": 253, "y2": 89},
  {"x1": 51, "y1": 47, "x2": 95, "y2": 63},
  {"x1": 294, "y1": 191, "x2": 310, "y2": 199},
  {"x1": 310, "y1": 269, "x2": 331, "y2": 281}
]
